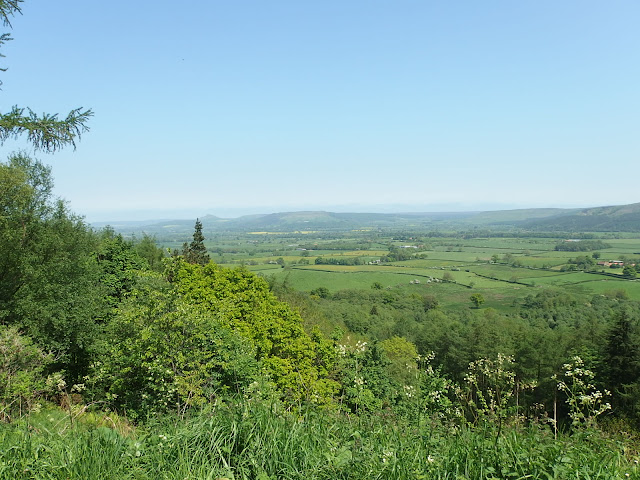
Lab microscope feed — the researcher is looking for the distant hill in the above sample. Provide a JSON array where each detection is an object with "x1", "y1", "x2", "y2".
[
  {"x1": 457, "y1": 208, "x2": 575, "y2": 225},
  {"x1": 520, "y1": 203, "x2": 640, "y2": 232},
  {"x1": 94, "y1": 202, "x2": 640, "y2": 239}
]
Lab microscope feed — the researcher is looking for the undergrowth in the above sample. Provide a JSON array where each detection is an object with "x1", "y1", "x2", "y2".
[{"x1": 1, "y1": 402, "x2": 639, "y2": 479}]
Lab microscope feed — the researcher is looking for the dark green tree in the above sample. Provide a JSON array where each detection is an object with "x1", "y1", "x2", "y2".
[
  {"x1": 134, "y1": 233, "x2": 165, "y2": 271},
  {"x1": 422, "y1": 294, "x2": 439, "y2": 311},
  {"x1": 0, "y1": 154, "x2": 105, "y2": 380},
  {"x1": 182, "y1": 219, "x2": 209, "y2": 266},
  {"x1": 310, "y1": 286, "x2": 330, "y2": 299},
  {"x1": 95, "y1": 228, "x2": 148, "y2": 309},
  {"x1": 602, "y1": 309, "x2": 640, "y2": 420},
  {"x1": 0, "y1": 1, "x2": 92, "y2": 152}
]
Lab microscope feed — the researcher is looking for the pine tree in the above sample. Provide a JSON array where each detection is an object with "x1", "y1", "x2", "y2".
[
  {"x1": 603, "y1": 308, "x2": 640, "y2": 420},
  {"x1": 182, "y1": 219, "x2": 210, "y2": 266}
]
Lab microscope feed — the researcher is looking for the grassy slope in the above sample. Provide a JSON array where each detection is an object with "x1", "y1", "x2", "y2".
[{"x1": 2, "y1": 404, "x2": 637, "y2": 480}]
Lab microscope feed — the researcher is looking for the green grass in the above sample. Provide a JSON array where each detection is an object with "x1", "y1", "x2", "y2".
[
  {"x1": 2, "y1": 404, "x2": 637, "y2": 479},
  {"x1": 192, "y1": 231, "x2": 640, "y2": 302},
  {"x1": 259, "y1": 267, "x2": 426, "y2": 292},
  {"x1": 240, "y1": 257, "x2": 640, "y2": 305}
]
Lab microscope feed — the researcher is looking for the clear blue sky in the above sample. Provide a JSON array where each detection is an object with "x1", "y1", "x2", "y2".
[{"x1": 2, "y1": 1, "x2": 639, "y2": 221}]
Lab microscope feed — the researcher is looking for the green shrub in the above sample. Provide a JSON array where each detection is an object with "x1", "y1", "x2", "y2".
[{"x1": 0, "y1": 326, "x2": 51, "y2": 421}]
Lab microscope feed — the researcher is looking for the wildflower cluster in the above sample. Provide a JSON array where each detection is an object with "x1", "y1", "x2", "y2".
[
  {"x1": 410, "y1": 352, "x2": 461, "y2": 423},
  {"x1": 462, "y1": 353, "x2": 518, "y2": 422},
  {"x1": 337, "y1": 340, "x2": 367, "y2": 356},
  {"x1": 555, "y1": 356, "x2": 611, "y2": 428}
]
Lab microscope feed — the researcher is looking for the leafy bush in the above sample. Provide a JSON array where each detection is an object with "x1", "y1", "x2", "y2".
[{"x1": 0, "y1": 326, "x2": 51, "y2": 420}]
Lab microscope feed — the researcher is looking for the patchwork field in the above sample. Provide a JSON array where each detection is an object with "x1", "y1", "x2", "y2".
[{"x1": 188, "y1": 232, "x2": 640, "y2": 310}]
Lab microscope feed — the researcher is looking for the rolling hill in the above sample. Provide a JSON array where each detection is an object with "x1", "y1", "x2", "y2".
[
  {"x1": 520, "y1": 203, "x2": 640, "y2": 232},
  {"x1": 93, "y1": 202, "x2": 640, "y2": 239}
]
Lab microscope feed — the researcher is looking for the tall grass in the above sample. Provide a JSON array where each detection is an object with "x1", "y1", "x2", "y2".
[{"x1": 1, "y1": 402, "x2": 638, "y2": 479}]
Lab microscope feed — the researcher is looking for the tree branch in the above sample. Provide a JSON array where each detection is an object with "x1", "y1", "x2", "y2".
[
  {"x1": 0, "y1": 106, "x2": 94, "y2": 152},
  {"x1": 0, "y1": 0, "x2": 21, "y2": 28}
]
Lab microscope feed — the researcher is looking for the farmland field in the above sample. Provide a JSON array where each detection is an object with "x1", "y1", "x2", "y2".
[{"x1": 187, "y1": 230, "x2": 640, "y2": 310}]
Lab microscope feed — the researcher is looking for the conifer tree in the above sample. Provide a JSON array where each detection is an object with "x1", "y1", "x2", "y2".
[
  {"x1": 603, "y1": 308, "x2": 640, "y2": 419},
  {"x1": 182, "y1": 219, "x2": 210, "y2": 266}
]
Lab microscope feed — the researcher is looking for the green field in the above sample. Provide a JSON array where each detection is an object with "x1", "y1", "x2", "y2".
[{"x1": 172, "y1": 231, "x2": 640, "y2": 308}]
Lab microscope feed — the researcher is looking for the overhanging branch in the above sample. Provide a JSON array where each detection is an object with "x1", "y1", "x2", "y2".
[{"x1": 0, "y1": 106, "x2": 94, "y2": 152}]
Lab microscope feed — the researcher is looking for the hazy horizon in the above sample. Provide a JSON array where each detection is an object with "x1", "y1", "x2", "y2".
[
  {"x1": 4, "y1": 1, "x2": 638, "y2": 220},
  {"x1": 84, "y1": 200, "x2": 608, "y2": 224}
]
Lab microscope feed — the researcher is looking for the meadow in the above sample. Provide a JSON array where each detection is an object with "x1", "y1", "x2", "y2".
[{"x1": 195, "y1": 230, "x2": 640, "y2": 309}]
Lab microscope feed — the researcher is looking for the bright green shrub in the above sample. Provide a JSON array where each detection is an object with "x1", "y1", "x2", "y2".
[
  {"x1": 92, "y1": 262, "x2": 341, "y2": 417},
  {"x1": 172, "y1": 261, "x2": 339, "y2": 405},
  {"x1": 90, "y1": 273, "x2": 259, "y2": 419},
  {"x1": 0, "y1": 326, "x2": 51, "y2": 420}
]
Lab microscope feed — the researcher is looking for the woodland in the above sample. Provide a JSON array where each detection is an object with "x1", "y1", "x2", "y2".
[{"x1": 3, "y1": 1, "x2": 640, "y2": 478}]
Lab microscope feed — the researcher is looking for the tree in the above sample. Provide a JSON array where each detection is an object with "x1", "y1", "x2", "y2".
[
  {"x1": 0, "y1": 325, "x2": 51, "y2": 420},
  {"x1": 470, "y1": 293, "x2": 485, "y2": 309},
  {"x1": 422, "y1": 294, "x2": 439, "y2": 311},
  {"x1": 379, "y1": 336, "x2": 418, "y2": 385},
  {"x1": 623, "y1": 265, "x2": 637, "y2": 278},
  {"x1": 0, "y1": 154, "x2": 105, "y2": 380},
  {"x1": 95, "y1": 228, "x2": 148, "y2": 309},
  {"x1": 134, "y1": 233, "x2": 165, "y2": 271},
  {"x1": 169, "y1": 261, "x2": 338, "y2": 405},
  {"x1": 91, "y1": 279, "x2": 259, "y2": 418},
  {"x1": 0, "y1": 3, "x2": 96, "y2": 385},
  {"x1": 182, "y1": 219, "x2": 210, "y2": 266},
  {"x1": 0, "y1": 1, "x2": 92, "y2": 152},
  {"x1": 602, "y1": 309, "x2": 640, "y2": 419},
  {"x1": 310, "y1": 286, "x2": 330, "y2": 299}
]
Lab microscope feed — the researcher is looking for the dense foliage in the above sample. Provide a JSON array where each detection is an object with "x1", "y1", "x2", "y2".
[{"x1": 2, "y1": 155, "x2": 640, "y2": 475}]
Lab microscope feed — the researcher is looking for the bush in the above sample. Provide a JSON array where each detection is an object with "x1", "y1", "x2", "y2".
[{"x1": 0, "y1": 326, "x2": 51, "y2": 420}]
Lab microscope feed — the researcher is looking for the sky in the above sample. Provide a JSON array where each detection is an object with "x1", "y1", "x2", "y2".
[{"x1": 1, "y1": 1, "x2": 639, "y2": 222}]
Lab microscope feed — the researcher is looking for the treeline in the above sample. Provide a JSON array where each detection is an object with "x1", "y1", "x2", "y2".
[
  {"x1": 301, "y1": 240, "x2": 372, "y2": 251},
  {"x1": 273, "y1": 280, "x2": 640, "y2": 428},
  {"x1": 554, "y1": 239, "x2": 611, "y2": 251},
  {"x1": 416, "y1": 230, "x2": 604, "y2": 240},
  {"x1": 381, "y1": 245, "x2": 428, "y2": 262},
  {"x1": 314, "y1": 256, "x2": 365, "y2": 266}
]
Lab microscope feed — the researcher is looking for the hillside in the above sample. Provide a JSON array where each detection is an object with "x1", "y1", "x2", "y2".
[
  {"x1": 93, "y1": 202, "x2": 640, "y2": 238},
  {"x1": 521, "y1": 202, "x2": 640, "y2": 231}
]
